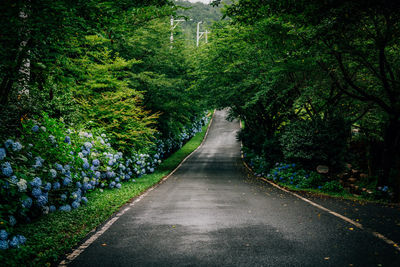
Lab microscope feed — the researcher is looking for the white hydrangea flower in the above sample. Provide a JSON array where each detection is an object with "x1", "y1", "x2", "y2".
[{"x1": 17, "y1": 179, "x2": 27, "y2": 192}]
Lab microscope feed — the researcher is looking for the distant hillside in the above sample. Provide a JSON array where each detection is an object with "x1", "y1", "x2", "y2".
[{"x1": 173, "y1": 0, "x2": 229, "y2": 45}]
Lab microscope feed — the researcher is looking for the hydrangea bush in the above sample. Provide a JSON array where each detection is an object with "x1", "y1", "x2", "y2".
[
  {"x1": 0, "y1": 112, "x2": 209, "y2": 250},
  {"x1": 243, "y1": 148, "x2": 345, "y2": 193}
]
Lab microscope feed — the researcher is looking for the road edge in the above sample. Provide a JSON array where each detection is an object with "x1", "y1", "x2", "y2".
[
  {"x1": 239, "y1": 120, "x2": 400, "y2": 253},
  {"x1": 59, "y1": 110, "x2": 215, "y2": 266}
]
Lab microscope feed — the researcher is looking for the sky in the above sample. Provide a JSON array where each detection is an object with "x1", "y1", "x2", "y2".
[{"x1": 184, "y1": 0, "x2": 212, "y2": 4}]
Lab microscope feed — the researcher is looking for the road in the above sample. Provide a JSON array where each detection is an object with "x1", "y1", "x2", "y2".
[{"x1": 68, "y1": 110, "x2": 400, "y2": 266}]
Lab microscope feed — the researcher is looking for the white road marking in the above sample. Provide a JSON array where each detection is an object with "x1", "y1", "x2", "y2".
[
  {"x1": 59, "y1": 111, "x2": 215, "y2": 266},
  {"x1": 241, "y1": 158, "x2": 400, "y2": 252}
]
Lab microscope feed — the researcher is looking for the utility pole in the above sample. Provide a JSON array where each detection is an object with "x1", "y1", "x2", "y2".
[
  {"x1": 170, "y1": 16, "x2": 186, "y2": 44},
  {"x1": 196, "y1": 21, "x2": 203, "y2": 47},
  {"x1": 197, "y1": 22, "x2": 210, "y2": 47}
]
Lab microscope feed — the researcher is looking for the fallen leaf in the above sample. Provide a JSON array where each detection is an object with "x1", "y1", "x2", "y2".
[
  {"x1": 324, "y1": 257, "x2": 330, "y2": 260},
  {"x1": 349, "y1": 228, "x2": 354, "y2": 231},
  {"x1": 101, "y1": 243, "x2": 107, "y2": 246}
]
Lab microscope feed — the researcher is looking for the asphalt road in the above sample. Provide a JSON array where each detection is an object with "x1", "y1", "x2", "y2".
[{"x1": 68, "y1": 110, "x2": 400, "y2": 267}]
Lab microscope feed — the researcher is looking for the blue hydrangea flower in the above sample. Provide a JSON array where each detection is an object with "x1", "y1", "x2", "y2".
[
  {"x1": 32, "y1": 187, "x2": 42, "y2": 198},
  {"x1": 0, "y1": 148, "x2": 6, "y2": 160},
  {"x1": 95, "y1": 171, "x2": 101, "y2": 179},
  {"x1": 81, "y1": 197, "x2": 88, "y2": 205},
  {"x1": 83, "y1": 162, "x2": 90, "y2": 170},
  {"x1": 53, "y1": 182, "x2": 61, "y2": 190},
  {"x1": 44, "y1": 183, "x2": 51, "y2": 191},
  {"x1": 22, "y1": 197, "x2": 32, "y2": 209},
  {"x1": 76, "y1": 182, "x2": 82, "y2": 188},
  {"x1": 0, "y1": 240, "x2": 9, "y2": 250},
  {"x1": 49, "y1": 205, "x2": 56, "y2": 213},
  {"x1": 82, "y1": 150, "x2": 89, "y2": 156},
  {"x1": 92, "y1": 159, "x2": 100, "y2": 166},
  {"x1": 149, "y1": 168, "x2": 154, "y2": 173},
  {"x1": 59, "y1": 205, "x2": 71, "y2": 212},
  {"x1": 10, "y1": 175, "x2": 18, "y2": 184},
  {"x1": 63, "y1": 177, "x2": 72, "y2": 186},
  {"x1": 32, "y1": 125, "x2": 39, "y2": 132},
  {"x1": 1, "y1": 162, "x2": 13, "y2": 177},
  {"x1": 116, "y1": 183, "x2": 121, "y2": 189},
  {"x1": 36, "y1": 195, "x2": 48, "y2": 207},
  {"x1": 9, "y1": 216, "x2": 16, "y2": 226},
  {"x1": 82, "y1": 183, "x2": 89, "y2": 191},
  {"x1": 64, "y1": 136, "x2": 71, "y2": 144},
  {"x1": 109, "y1": 181, "x2": 116, "y2": 188},
  {"x1": 84, "y1": 142, "x2": 92, "y2": 150},
  {"x1": 4, "y1": 139, "x2": 14, "y2": 149},
  {"x1": 16, "y1": 235, "x2": 26, "y2": 245},
  {"x1": 60, "y1": 194, "x2": 67, "y2": 201},
  {"x1": 71, "y1": 201, "x2": 80, "y2": 209},
  {"x1": 108, "y1": 159, "x2": 114, "y2": 166},
  {"x1": 106, "y1": 171, "x2": 115, "y2": 179},
  {"x1": 0, "y1": 230, "x2": 8, "y2": 240},
  {"x1": 55, "y1": 163, "x2": 63, "y2": 171},
  {"x1": 115, "y1": 178, "x2": 120, "y2": 183},
  {"x1": 12, "y1": 142, "x2": 22, "y2": 151},
  {"x1": 30, "y1": 177, "x2": 42, "y2": 187}
]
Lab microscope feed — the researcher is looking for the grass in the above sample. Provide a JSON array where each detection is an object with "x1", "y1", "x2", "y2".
[{"x1": 0, "y1": 116, "x2": 212, "y2": 267}]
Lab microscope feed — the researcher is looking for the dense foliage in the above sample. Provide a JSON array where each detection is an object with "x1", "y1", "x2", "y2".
[
  {"x1": 0, "y1": 0, "x2": 209, "y2": 252},
  {"x1": 201, "y1": 0, "x2": 400, "y2": 199}
]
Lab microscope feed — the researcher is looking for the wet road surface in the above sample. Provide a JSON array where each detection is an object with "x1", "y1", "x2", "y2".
[{"x1": 69, "y1": 110, "x2": 400, "y2": 266}]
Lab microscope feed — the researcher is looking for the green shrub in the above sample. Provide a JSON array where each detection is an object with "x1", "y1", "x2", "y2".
[
  {"x1": 280, "y1": 115, "x2": 349, "y2": 172},
  {"x1": 320, "y1": 180, "x2": 344, "y2": 193}
]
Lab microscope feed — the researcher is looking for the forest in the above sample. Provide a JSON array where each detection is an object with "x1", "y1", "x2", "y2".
[{"x1": 0, "y1": 0, "x2": 400, "y2": 264}]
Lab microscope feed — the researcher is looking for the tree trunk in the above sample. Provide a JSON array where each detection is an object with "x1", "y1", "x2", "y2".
[{"x1": 379, "y1": 117, "x2": 400, "y2": 200}]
